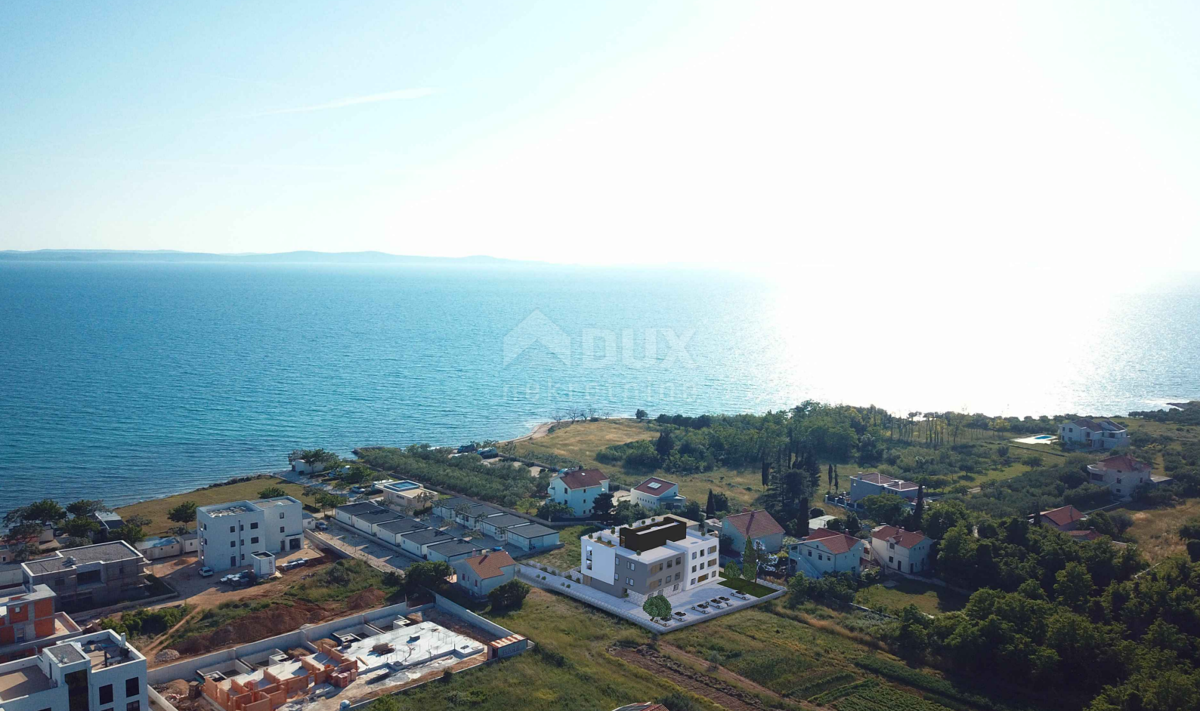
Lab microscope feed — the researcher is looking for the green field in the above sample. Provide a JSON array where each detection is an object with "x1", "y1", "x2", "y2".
[{"x1": 855, "y1": 580, "x2": 967, "y2": 615}]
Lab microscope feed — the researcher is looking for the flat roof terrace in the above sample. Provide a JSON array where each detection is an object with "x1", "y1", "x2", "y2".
[{"x1": 0, "y1": 662, "x2": 51, "y2": 701}]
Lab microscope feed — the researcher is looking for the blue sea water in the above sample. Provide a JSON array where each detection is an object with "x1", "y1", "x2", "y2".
[{"x1": 2, "y1": 261, "x2": 1198, "y2": 515}]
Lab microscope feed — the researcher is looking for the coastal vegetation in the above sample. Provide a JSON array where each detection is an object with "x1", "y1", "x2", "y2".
[
  {"x1": 114, "y1": 476, "x2": 320, "y2": 537},
  {"x1": 357, "y1": 445, "x2": 547, "y2": 508}
]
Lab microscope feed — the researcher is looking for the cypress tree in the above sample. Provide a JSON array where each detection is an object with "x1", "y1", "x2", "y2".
[{"x1": 705, "y1": 489, "x2": 716, "y2": 519}]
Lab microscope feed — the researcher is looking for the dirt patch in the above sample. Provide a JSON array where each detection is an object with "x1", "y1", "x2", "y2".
[
  {"x1": 345, "y1": 588, "x2": 387, "y2": 610},
  {"x1": 173, "y1": 601, "x2": 327, "y2": 657},
  {"x1": 610, "y1": 644, "x2": 770, "y2": 711}
]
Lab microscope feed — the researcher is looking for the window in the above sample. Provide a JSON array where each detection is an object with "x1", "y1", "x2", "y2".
[
  {"x1": 280, "y1": 526, "x2": 285, "y2": 533},
  {"x1": 675, "y1": 572, "x2": 681, "y2": 581},
  {"x1": 708, "y1": 546, "x2": 717, "y2": 554},
  {"x1": 230, "y1": 541, "x2": 236, "y2": 548},
  {"x1": 126, "y1": 678, "x2": 139, "y2": 697},
  {"x1": 666, "y1": 560, "x2": 672, "y2": 569},
  {"x1": 676, "y1": 557, "x2": 682, "y2": 565},
  {"x1": 229, "y1": 526, "x2": 235, "y2": 533},
  {"x1": 100, "y1": 685, "x2": 114, "y2": 705},
  {"x1": 691, "y1": 552, "x2": 696, "y2": 560},
  {"x1": 127, "y1": 703, "x2": 140, "y2": 711},
  {"x1": 690, "y1": 578, "x2": 696, "y2": 585},
  {"x1": 628, "y1": 562, "x2": 634, "y2": 570},
  {"x1": 691, "y1": 565, "x2": 696, "y2": 573},
  {"x1": 807, "y1": 550, "x2": 812, "y2": 557},
  {"x1": 626, "y1": 577, "x2": 634, "y2": 585},
  {"x1": 888, "y1": 556, "x2": 893, "y2": 563},
  {"x1": 250, "y1": 522, "x2": 258, "y2": 530},
  {"x1": 251, "y1": 537, "x2": 259, "y2": 544},
  {"x1": 279, "y1": 512, "x2": 285, "y2": 519}
]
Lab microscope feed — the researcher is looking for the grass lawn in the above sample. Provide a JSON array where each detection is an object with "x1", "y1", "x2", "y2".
[
  {"x1": 855, "y1": 579, "x2": 967, "y2": 615},
  {"x1": 508, "y1": 418, "x2": 656, "y2": 471},
  {"x1": 528, "y1": 524, "x2": 598, "y2": 573},
  {"x1": 398, "y1": 588, "x2": 724, "y2": 711},
  {"x1": 1110, "y1": 497, "x2": 1200, "y2": 564},
  {"x1": 115, "y1": 477, "x2": 319, "y2": 536},
  {"x1": 719, "y1": 577, "x2": 777, "y2": 598}
]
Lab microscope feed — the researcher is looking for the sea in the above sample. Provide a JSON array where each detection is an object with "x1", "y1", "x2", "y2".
[{"x1": 2, "y1": 260, "x2": 1198, "y2": 515}]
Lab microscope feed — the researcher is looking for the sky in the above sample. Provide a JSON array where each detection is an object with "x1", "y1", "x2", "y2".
[{"x1": 2, "y1": 1, "x2": 1200, "y2": 273}]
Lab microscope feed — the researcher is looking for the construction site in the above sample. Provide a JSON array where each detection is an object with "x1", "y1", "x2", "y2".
[{"x1": 150, "y1": 598, "x2": 527, "y2": 711}]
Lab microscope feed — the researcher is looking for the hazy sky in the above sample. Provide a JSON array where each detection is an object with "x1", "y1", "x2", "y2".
[{"x1": 3, "y1": 1, "x2": 1199, "y2": 271}]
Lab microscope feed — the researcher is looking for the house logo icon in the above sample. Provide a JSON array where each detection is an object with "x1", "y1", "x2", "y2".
[{"x1": 503, "y1": 310, "x2": 571, "y2": 366}]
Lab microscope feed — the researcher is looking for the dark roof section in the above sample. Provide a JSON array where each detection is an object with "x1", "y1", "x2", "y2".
[
  {"x1": 634, "y1": 477, "x2": 678, "y2": 495},
  {"x1": 336, "y1": 502, "x2": 388, "y2": 517},
  {"x1": 376, "y1": 518, "x2": 429, "y2": 535},
  {"x1": 506, "y1": 522, "x2": 558, "y2": 539},
  {"x1": 479, "y1": 513, "x2": 530, "y2": 529},
  {"x1": 427, "y1": 539, "x2": 483, "y2": 558},
  {"x1": 871, "y1": 525, "x2": 928, "y2": 548},
  {"x1": 1041, "y1": 505, "x2": 1084, "y2": 528},
  {"x1": 402, "y1": 528, "x2": 455, "y2": 546},
  {"x1": 22, "y1": 541, "x2": 144, "y2": 575},
  {"x1": 355, "y1": 510, "x2": 406, "y2": 525}
]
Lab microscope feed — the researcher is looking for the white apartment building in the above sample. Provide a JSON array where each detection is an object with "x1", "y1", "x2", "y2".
[
  {"x1": 581, "y1": 516, "x2": 720, "y2": 600},
  {"x1": 1058, "y1": 418, "x2": 1129, "y2": 450},
  {"x1": 1086, "y1": 454, "x2": 1155, "y2": 501},
  {"x1": 848, "y1": 472, "x2": 920, "y2": 503},
  {"x1": 547, "y1": 469, "x2": 610, "y2": 517},
  {"x1": 0, "y1": 630, "x2": 146, "y2": 711},
  {"x1": 197, "y1": 497, "x2": 305, "y2": 573}
]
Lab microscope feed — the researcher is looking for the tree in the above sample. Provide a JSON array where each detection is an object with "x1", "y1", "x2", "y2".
[
  {"x1": 723, "y1": 561, "x2": 741, "y2": 580},
  {"x1": 405, "y1": 561, "x2": 453, "y2": 594},
  {"x1": 1054, "y1": 561, "x2": 1094, "y2": 612},
  {"x1": 833, "y1": 469, "x2": 839, "y2": 490},
  {"x1": 258, "y1": 486, "x2": 287, "y2": 499},
  {"x1": 844, "y1": 512, "x2": 861, "y2": 535},
  {"x1": 109, "y1": 525, "x2": 145, "y2": 545},
  {"x1": 315, "y1": 492, "x2": 348, "y2": 513},
  {"x1": 10, "y1": 499, "x2": 65, "y2": 527},
  {"x1": 167, "y1": 502, "x2": 198, "y2": 531},
  {"x1": 124, "y1": 514, "x2": 152, "y2": 529},
  {"x1": 828, "y1": 463, "x2": 834, "y2": 490},
  {"x1": 635, "y1": 409, "x2": 648, "y2": 421},
  {"x1": 592, "y1": 492, "x2": 615, "y2": 521},
  {"x1": 657, "y1": 692, "x2": 700, "y2": 711},
  {"x1": 742, "y1": 538, "x2": 760, "y2": 582},
  {"x1": 656, "y1": 430, "x2": 675, "y2": 458},
  {"x1": 913, "y1": 485, "x2": 925, "y2": 528},
  {"x1": 643, "y1": 593, "x2": 672, "y2": 622},
  {"x1": 862, "y1": 494, "x2": 906, "y2": 524},
  {"x1": 66, "y1": 500, "x2": 106, "y2": 519},
  {"x1": 62, "y1": 517, "x2": 99, "y2": 540},
  {"x1": 537, "y1": 501, "x2": 573, "y2": 522},
  {"x1": 488, "y1": 580, "x2": 530, "y2": 610},
  {"x1": 300, "y1": 448, "x2": 335, "y2": 468},
  {"x1": 368, "y1": 695, "x2": 402, "y2": 711},
  {"x1": 705, "y1": 489, "x2": 716, "y2": 519}
]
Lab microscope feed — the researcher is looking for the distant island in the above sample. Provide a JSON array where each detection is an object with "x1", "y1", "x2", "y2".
[{"x1": 0, "y1": 249, "x2": 523, "y2": 265}]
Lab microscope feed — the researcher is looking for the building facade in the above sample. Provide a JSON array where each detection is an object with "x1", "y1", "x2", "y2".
[
  {"x1": 453, "y1": 552, "x2": 516, "y2": 598},
  {"x1": 0, "y1": 584, "x2": 82, "y2": 664},
  {"x1": 0, "y1": 630, "x2": 147, "y2": 711},
  {"x1": 630, "y1": 478, "x2": 685, "y2": 511},
  {"x1": 869, "y1": 525, "x2": 932, "y2": 574},
  {"x1": 1058, "y1": 419, "x2": 1129, "y2": 450},
  {"x1": 581, "y1": 516, "x2": 720, "y2": 599},
  {"x1": 848, "y1": 472, "x2": 919, "y2": 503},
  {"x1": 198, "y1": 497, "x2": 305, "y2": 573},
  {"x1": 20, "y1": 543, "x2": 147, "y2": 612},
  {"x1": 789, "y1": 529, "x2": 866, "y2": 578},
  {"x1": 547, "y1": 469, "x2": 610, "y2": 517},
  {"x1": 1086, "y1": 454, "x2": 1153, "y2": 501}
]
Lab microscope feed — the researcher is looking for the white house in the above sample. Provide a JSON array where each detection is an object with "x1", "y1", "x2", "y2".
[
  {"x1": 789, "y1": 528, "x2": 866, "y2": 578},
  {"x1": 374, "y1": 518, "x2": 430, "y2": 547},
  {"x1": 197, "y1": 497, "x2": 305, "y2": 572},
  {"x1": 400, "y1": 528, "x2": 456, "y2": 559},
  {"x1": 427, "y1": 539, "x2": 484, "y2": 564},
  {"x1": 135, "y1": 536, "x2": 182, "y2": 561},
  {"x1": 1058, "y1": 418, "x2": 1129, "y2": 450},
  {"x1": 630, "y1": 477, "x2": 686, "y2": 511},
  {"x1": 453, "y1": 551, "x2": 516, "y2": 598},
  {"x1": 848, "y1": 472, "x2": 919, "y2": 503},
  {"x1": 721, "y1": 510, "x2": 785, "y2": 554},
  {"x1": 547, "y1": 469, "x2": 610, "y2": 517},
  {"x1": 869, "y1": 525, "x2": 933, "y2": 574},
  {"x1": 1086, "y1": 454, "x2": 1154, "y2": 501},
  {"x1": 504, "y1": 522, "x2": 560, "y2": 552},
  {"x1": 0, "y1": 630, "x2": 147, "y2": 711}
]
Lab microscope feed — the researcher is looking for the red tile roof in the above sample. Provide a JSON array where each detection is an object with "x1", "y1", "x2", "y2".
[
  {"x1": 723, "y1": 510, "x2": 784, "y2": 540},
  {"x1": 856, "y1": 471, "x2": 895, "y2": 485},
  {"x1": 1068, "y1": 529, "x2": 1103, "y2": 542},
  {"x1": 557, "y1": 468, "x2": 609, "y2": 490},
  {"x1": 462, "y1": 551, "x2": 515, "y2": 579},
  {"x1": 1041, "y1": 505, "x2": 1084, "y2": 528},
  {"x1": 871, "y1": 525, "x2": 928, "y2": 548},
  {"x1": 805, "y1": 528, "x2": 863, "y2": 555},
  {"x1": 633, "y1": 477, "x2": 677, "y2": 495},
  {"x1": 1090, "y1": 454, "x2": 1151, "y2": 473}
]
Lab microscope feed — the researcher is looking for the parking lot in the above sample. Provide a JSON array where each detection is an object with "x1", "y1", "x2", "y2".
[
  {"x1": 312, "y1": 526, "x2": 421, "y2": 571},
  {"x1": 145, "y1": 546, "x2": 325, "y2": 600}
]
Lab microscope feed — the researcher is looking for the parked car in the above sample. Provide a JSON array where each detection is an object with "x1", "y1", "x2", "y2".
[
  {"x1": 198, "y1": 566, "x2": 215, "y2": 578},
  {"x1": 315, "y1": 521, "x2": 329, "y2": 531}
]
